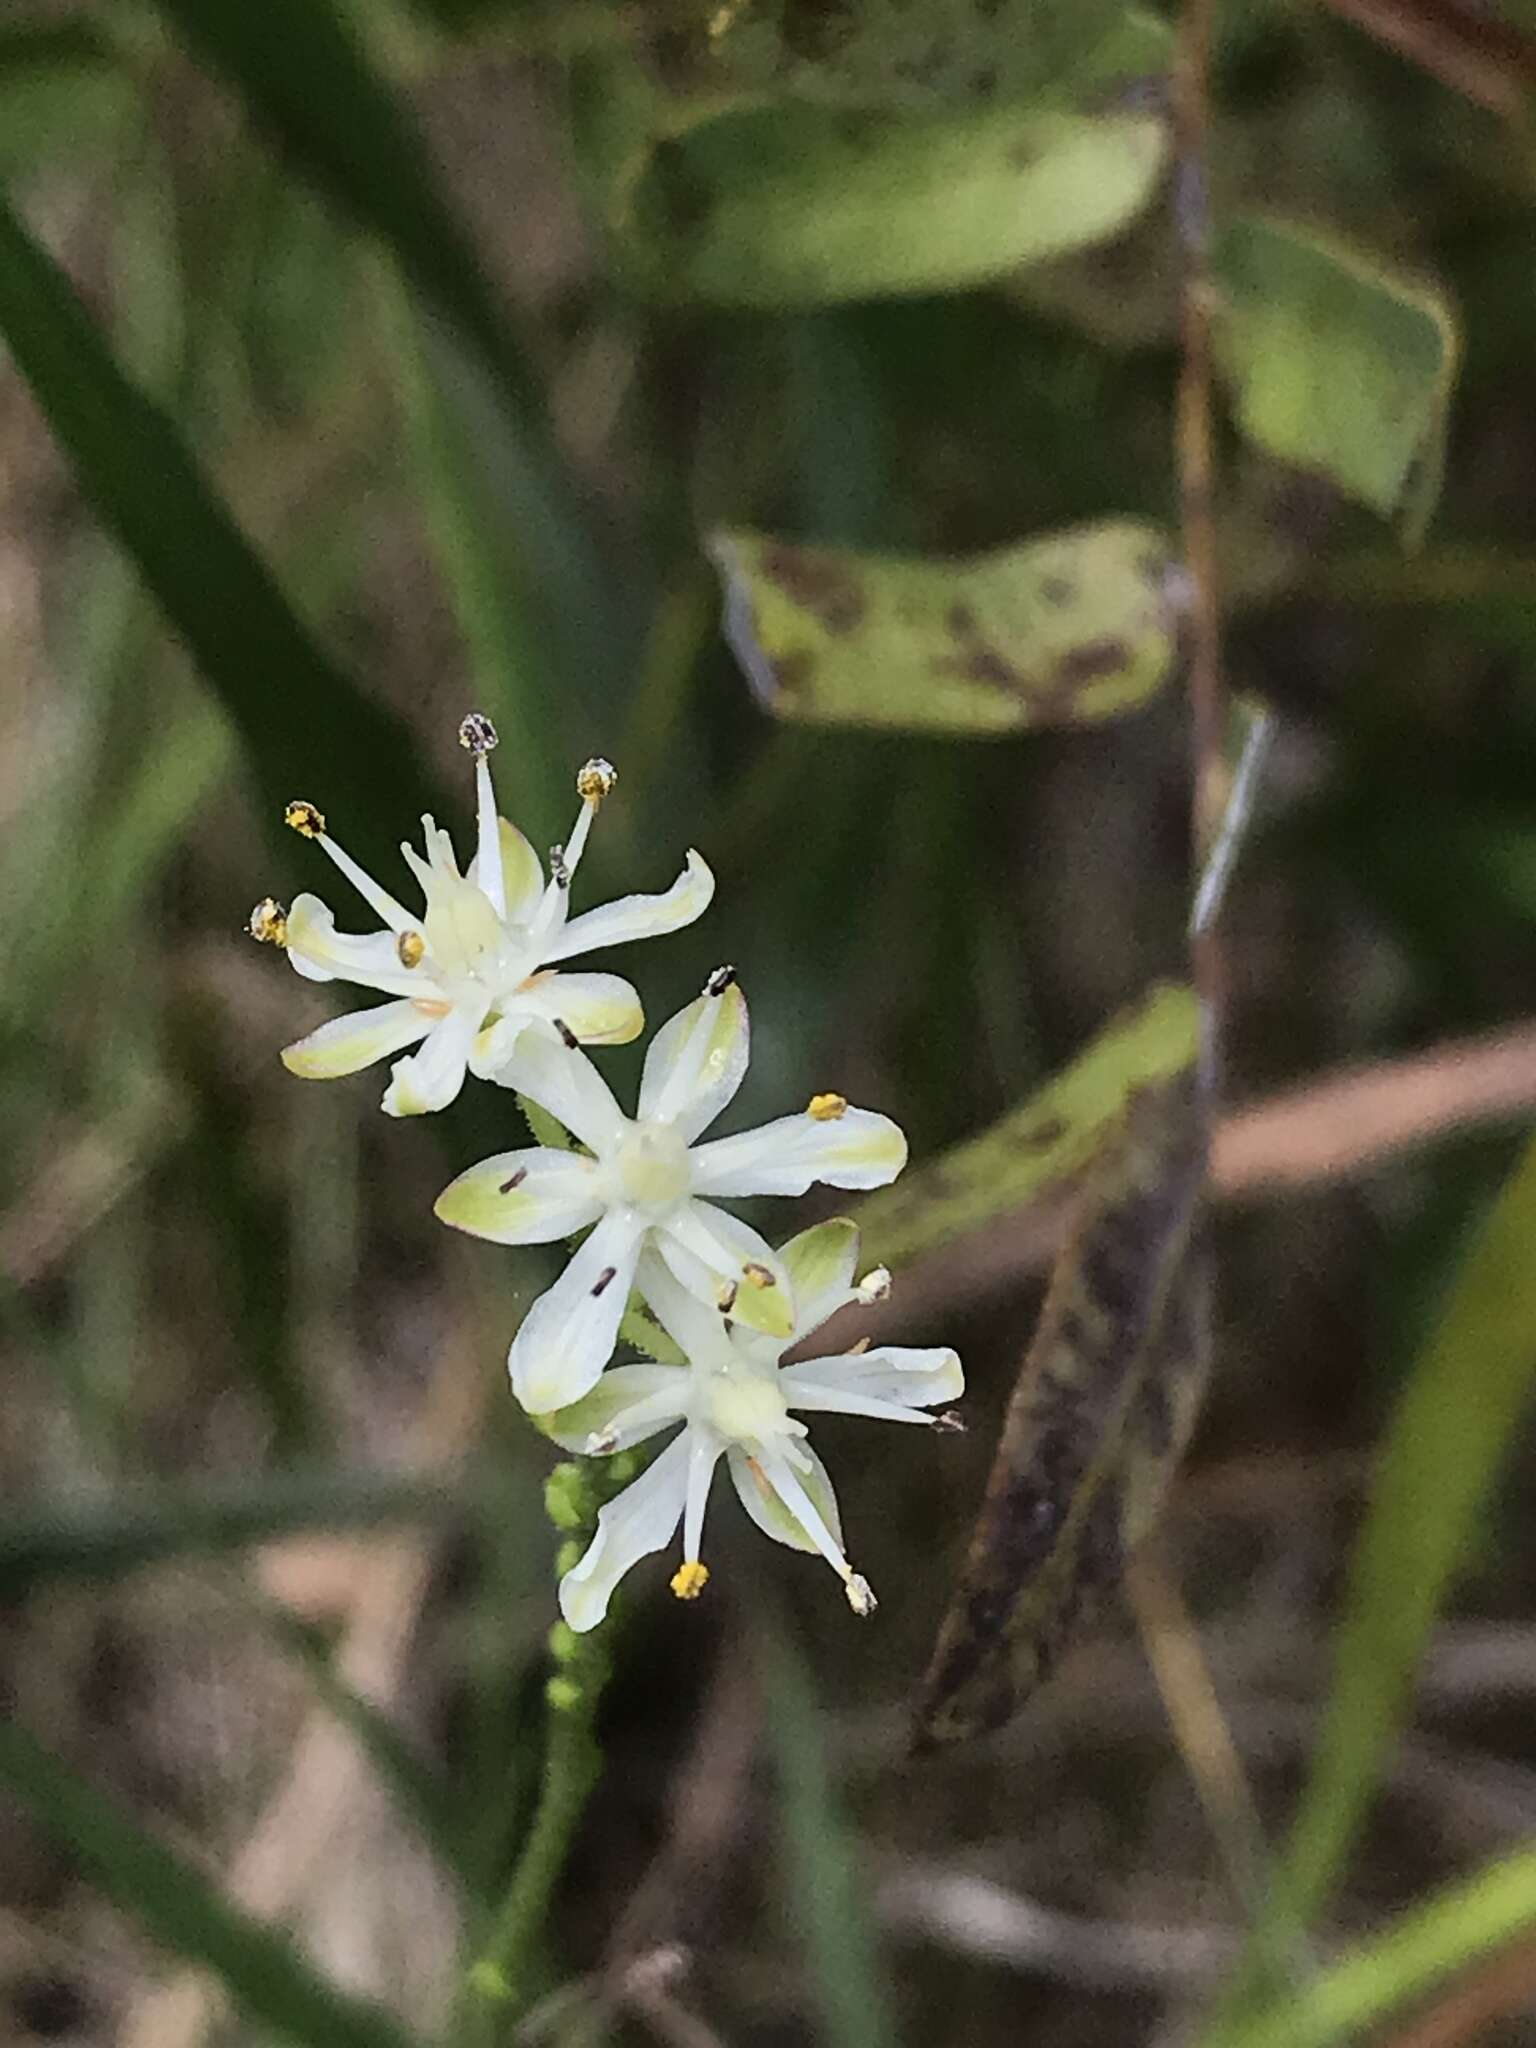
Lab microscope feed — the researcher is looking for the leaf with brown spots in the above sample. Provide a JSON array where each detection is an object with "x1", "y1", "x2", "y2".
[
  {"x1": 710, "y1": 522, "x2": 1177, "y2": 734},
  {"x1": 912, "y1": 1044, "x2": 1209, "y2": 1749}
]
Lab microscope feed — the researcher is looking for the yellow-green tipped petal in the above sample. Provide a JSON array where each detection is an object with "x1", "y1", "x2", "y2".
[
  {"x1": 434, "y1": 1148, "x2": 603, "y2": 1246},
  {"x1": 690, "y1": 1106, "x2": 908, "y2": 1200},
  {"x1": 280, "y1": 998, "x2": 432, "y2": 1080}
]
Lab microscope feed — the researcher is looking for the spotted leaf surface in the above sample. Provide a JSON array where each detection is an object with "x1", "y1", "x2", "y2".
[{"x1": 711, "y1": 522, "x2": 1176, "y2": 735}]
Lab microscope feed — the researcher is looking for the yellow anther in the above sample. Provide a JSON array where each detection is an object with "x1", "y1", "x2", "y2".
[
  {"x1": 670, "y1": 1560, "x2": 710, "y2": 1602},
  {"x1": 396, "y1": 929, "x2": 426, "y2": 969},
  {"x1": 844, "y1": 1573, "x2": 877, "y2": 1618},
  {"x1": 576, "y1": 756, "x2": 618, "y2": 803},
  {"x1": 848, "y1": 1336, "x2": 872, "y2": 1356},
  {"x1": 458, "y1": 711, "x2": 498, "y2": 756},
  {"x1": 742, "y1": 1261, "x2": 775, "y2": 1291},
  {"x1": 284, "y1": 799, "x2": 325, "y2": 838},
  {"x1": 807, "y1": 1091, "x2": 848, "y2": 1121},
  {"x1": 715, "y1": 1279, "x2": 739, "y2": 1314},
  {"x1": 247, "y1": 897, "x2": 288, "y2": 947}
]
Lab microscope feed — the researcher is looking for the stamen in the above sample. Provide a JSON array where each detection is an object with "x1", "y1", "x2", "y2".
[
  {"x1": 715, "y1": 1279, "x2": 739, "y2": 1314},
  {"x1": 857, "y1": 1266, "x2": 892, "y2": 1303},
  {"x1": 848, "y1": 1336, "x2": 872, "y2": 1356},
  {"x1": 458, "y1": 711, "x2": 499, "y2": 756},
  {"x1": 576, "y1": 757, "x2": 618, "y2": 804},
  {"x1": 248, "y1": 897, "x2": 288, "y2": 947},
  {"x1": 590, "y1": 1265, "x2": 618, "y2": 1298},
  {"x1": 704, "y1": 964, "x2": 737, "y2": 998},
  {"x1": 670, "y1": 1561, "x2": 710, "y2": 1601},
  {"x1": 396, "y1": 930, "x2": 426, "y2": 968},
  {"x1": 499, "y1": 1168, "x2": 528, "y2": 1194},
  {"x1": 284, "y1": 799, "x2": 325, "y2": 838},
  {"x1": 585, "y1": 1425, "x2": 619, "y2": 1455},
  {"x1": 932, "y1": 1411, "x2": 967, "y2": 1434},
  {"x1": 548, "y1": 844, "x2": 570, "y2": 890},
  {"x1": 844, "y1": 1574, "x2": 878, "y2": 1618},
  {"x1": 807, "y1": 1091, "x2": 848, "y2": 1121},
  {"x1": 554, "y1": 1017, "x2": 579, "y2": 1050},
  {"x1": 741, "y1": 1261, "x2": 775, "y2": 1291}
]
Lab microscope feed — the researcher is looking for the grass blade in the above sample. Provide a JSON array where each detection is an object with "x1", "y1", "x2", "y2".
[
  {"x1": 1205, "y1": 1131, "x2": 1536, "y2": 2035},
  {"x1": 0, "y1": 1720, "x2": 420, "y2": 2048},
  {"x1": 1221, "y1": 1848, "x2": 1536, "y2": 2048}
]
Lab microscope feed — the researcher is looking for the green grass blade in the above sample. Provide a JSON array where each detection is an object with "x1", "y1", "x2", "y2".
[
  {"x1": 1221, "y1": 1848, "x2": 1536, "y2": 2048},
  {"x1": 762, "y1": 1629, "x2": 895, "y2": 2048},
  {"x1": 0, "y1": 1720, "x2": 421, "y2": 2048},
  {"x1": 1205, "y1": 1131, "x2": 1536, "y2": 2036},
  {"x1": 0, "y1": 190, "x2": 430, "y2": 866}
]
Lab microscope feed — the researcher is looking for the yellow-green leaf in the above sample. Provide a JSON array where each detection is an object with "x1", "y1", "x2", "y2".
[
  {"x1": 857, "y1": 983, "x2": 1198, "y2": 1270},
  {"x1": 711, "y1": 522, "x2": 1176, "y2": 735},
  {"x1": 1215, "y1": 216, "x2": 1458, "y2": 525},
  {"x1": 574, "y1": 52, "x2": 1168, "y2": 308}
]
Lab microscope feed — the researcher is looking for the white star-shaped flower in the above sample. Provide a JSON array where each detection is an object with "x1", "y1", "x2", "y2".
[
  {"x1": 540, "y1": 1224, "x2": 963, "y2": 1630},
  {"x1": 249, "y1": 715, "x2": 713, "y2": 1117},
  {"x1": 432, "y1": 973, "x2": 908, "y2": 1413}
]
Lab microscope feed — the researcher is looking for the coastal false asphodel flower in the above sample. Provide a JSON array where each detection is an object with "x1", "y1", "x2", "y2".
[
  {"x1": 543, "y1": 1226, "x2": 963, "y2": 1630},
  {"x1": 247, "y1": 714, "x2": 713, "y2": 1117},
  {"x1": 433, "y1": 971, "x2": 908, "y2": 1414}
]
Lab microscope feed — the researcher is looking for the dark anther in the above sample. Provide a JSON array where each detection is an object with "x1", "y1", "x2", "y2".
[
  {"x1": 500, "y1": 1168, "x2": 528, "y2": 1194},
  {"x1": 554, "y1": 1018, "x2": 579, "y2": 1049},
  {"x1": 704, "y1": 964, "x2": 737, "y2": 997},
  {"x1": 591, "y1": 1265, "x2": 618, "y2": 1297}
]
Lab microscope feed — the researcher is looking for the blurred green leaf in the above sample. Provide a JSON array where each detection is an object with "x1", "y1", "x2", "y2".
[
  {"x1": 0, "y1": 22, "x2": 131, "y2": 173},
  {"x1": 915, "y1": 1056, "x2": 1206, "y2": 1746},
  {"x1": 153, "y1": 0, "x2": 613, "y2": 642},
  {"x1": 0, "y1": 192, "x2": 430, "y2": 866},
  {"x1": 621, "y1": 0, "x2": 1141, "y2": 108},
  {"x1": 0, "y1": 1721, "x2": 420, "y2": 2048},
  {"x1": 1221, "y1": 1846, "x2": 1536, "y2": 2048},
  {"x1": 711, "y1": 522, "x2": 1175, "y2": 732},
  {"x1": 763, "y1": 1630, "x2": 894, "y2": 2048},
  {"x1": 1207, "y1": 1132, "x2": 1536, "y2": 2036},
  {"x1": 856, "y1": 983, "x2": 1199, "y2": 1268},
  {"x1": 1215, "y1": 217, "x2": 1458, "y2": 526},
  {"x1": 576, "y1": 74, "x2": 1168, "y2": 306}
]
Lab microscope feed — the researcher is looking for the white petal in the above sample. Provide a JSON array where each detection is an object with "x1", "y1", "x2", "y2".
[
  {"x1": 508, "y1": 1210, "x2": 645, "y2": 1413},
  {"x1": 284, "y1": 894, "x2": 426, "y2": 996},
  {"x1": 433, "y1": 1147, "x2": 605, "y2": 1245},
  {"x1": 659, "y1": 1199, "x2": 793, "y2": 1338},
  {"x1": 683, "y1": 1428, "x2": 721, "y2": 1561},
  {"x1": 472, "y1": 756, "x2": 505, "y2": 919},
  {"x1": 559, "y1": 1432, "x2": 691, "y2": 1633},
  {"x1": 727, "y1": 1441, "x2": 844, "y2": 1559},
  {"x1": 539, "y1": 1363, "x2": 691, "y2": 1451},
  {"x1": 637, "y1": 980, "x2": 749, "y2": 1142},
  {"x1": 280, "y1": 998, "x2": 433, "y2": 1080},
  {"x1": 777, "y1": 1219, "x2": 862, "y2": 1341},
  {"x1": 508, "y1": 972, "x2": 644, "y2": 1048},
  {"x1": 491, "y1": 1027, "x2": 626, "y2": 1155},
  {"x1": 780, "y1": 1346, "x2": 964, "y2": 1422},
  {"x1": 634, "y1": 1246, "x2": 737, "y2": 1368},
  {"x1": 381, "y1": 999, "x2": 488, "y2": 1117},
  {"x1": 490, "y1": 817, "x2": 546, "y2": 926},
  {"x1": 691, "y1": 1106, "x2": 907, "y2": 1199},
  {"x1": 542, "y1": 848, "x2": 715, "y2": 965}
]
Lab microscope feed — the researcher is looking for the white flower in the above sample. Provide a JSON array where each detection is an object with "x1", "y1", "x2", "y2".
[
  {"x1": 432, "y1": 973, "x2": 908, "y2": 1413},
  {"x1": 542, "y1": 1224, "x2": 963, "y2": 1631},
  {"x1": 249, "y1": 715, "x2": 713, "y2": 1117}
]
